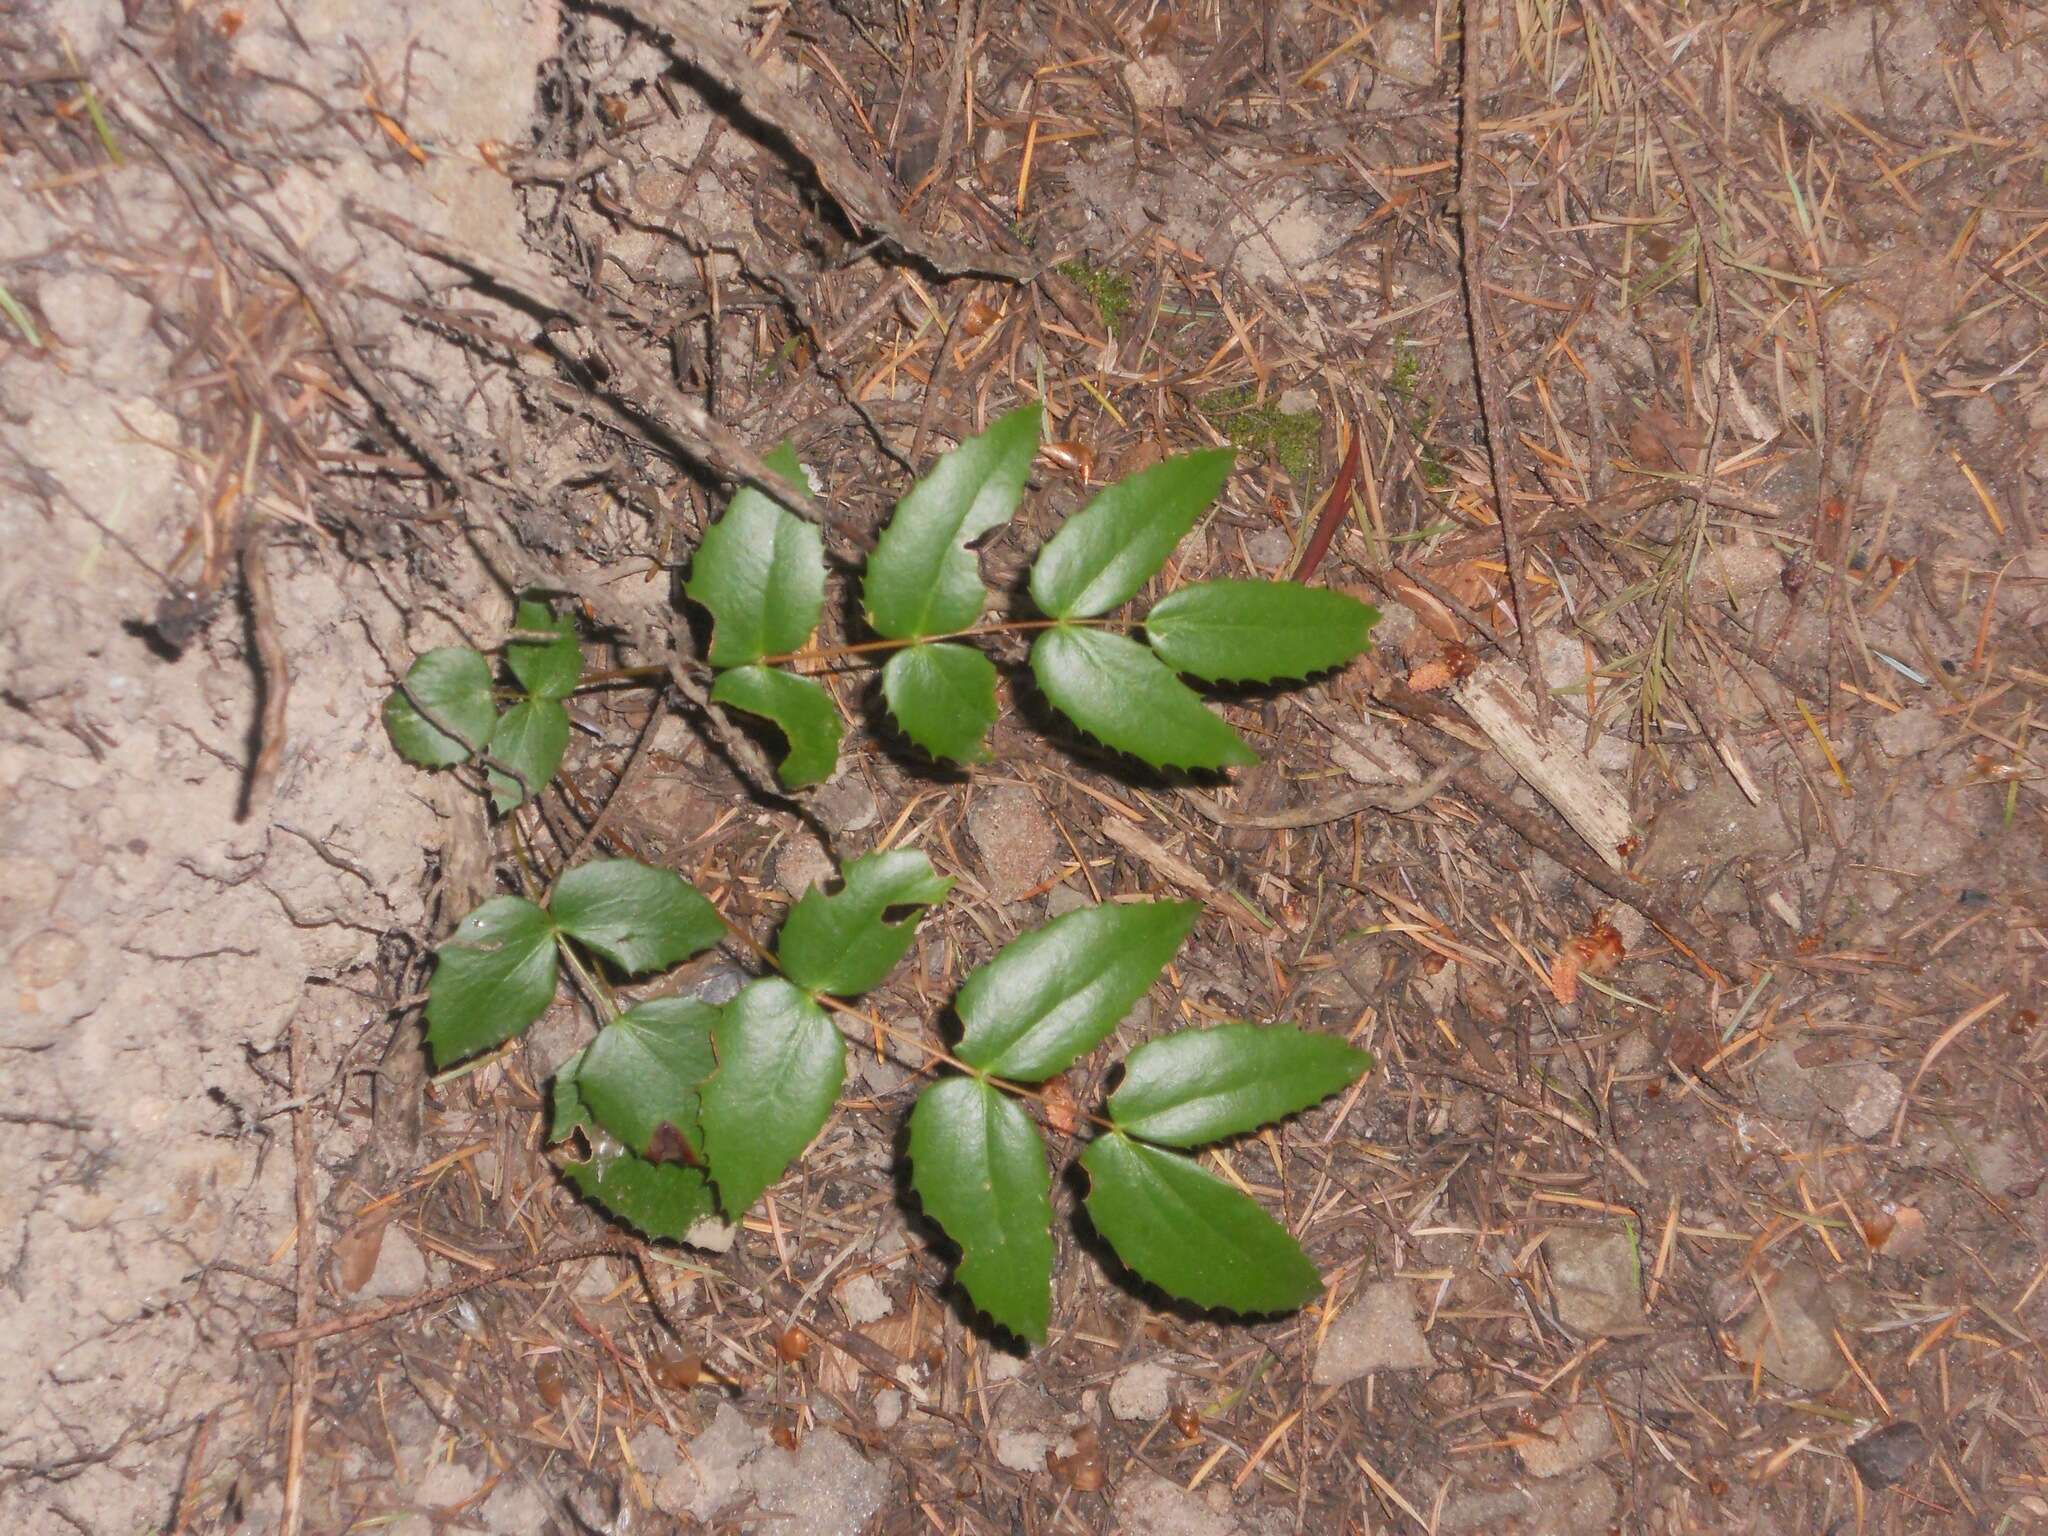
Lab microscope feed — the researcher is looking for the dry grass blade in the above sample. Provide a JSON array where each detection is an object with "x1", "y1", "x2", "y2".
[{"x1": 1456, "y1": 0, "x2": 1548, "y2": 729}]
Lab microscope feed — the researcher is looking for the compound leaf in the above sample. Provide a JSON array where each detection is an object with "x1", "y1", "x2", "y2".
[
  {"x1": 574, "y1": 998, "x2": 720, "y2": 1161},
  {"x1": 909, "y1": 1077, "x2": 1053, "y2": 1343},
  {"x1": 550, "y1": 859, "x2": 723, "y2": 976},
  {"x1": 701, "y1": 979, "x2": 844, "y2": 1218},
  {"x1": 1145, "y1": 581, "x2": 1379, "y2": 684},
  {"x1": 776, "y1": 849, "x2": 952, "y2": 998},
  {"x1": 383, "y1": 647, "x2": 496, "y2": 768},
  {"x1": 865, "y1": 403, "x2": 1041, "y2": 639},
  {"x1": 1030, "y1": 627, "x2": 1256, "y2": 771},
  {"x1": 425, "y1": 895, "x2": 557, "y2": 1068},
  {"x1": 1028, "y1": 448, "x2": 1232, "y2": 618},
  {"x1": 954, "y1": 900, "x2": 1197, "y2": 1082},
  {"x1": 485, "y1": 697, "x2": 569, "y2": 812},
  {"x1": 1080, "y1": 1134, "x2": 1321, "y2": 1314},
  {"x1": 1109, "y1": 1024, "x2": 1374, "y2": 1148},
  {"x1": 563, "y1": 1148, "x2": 717, "y2": 1242},
  {"x1": 710, "y1": 666, "x2": 843, "y2": 789},
  {"x1": 684, "y1": 442, "x2": 822, "y2": 666},
  {"x1": 505, "y1": 598, "x2": 583, "y2": 700},
  {"x1": 881, "y1": 642, "x2": 998, "y2": 765}
]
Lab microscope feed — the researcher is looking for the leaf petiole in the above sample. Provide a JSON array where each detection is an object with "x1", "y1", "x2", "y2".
[{"x1": 756, "y1": 615, "x2": 1117, "y2": 670}]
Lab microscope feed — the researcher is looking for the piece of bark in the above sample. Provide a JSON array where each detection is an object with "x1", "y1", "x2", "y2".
[{"x1": 1451, "y1": 662, "x2": 1637, "y2": 871}]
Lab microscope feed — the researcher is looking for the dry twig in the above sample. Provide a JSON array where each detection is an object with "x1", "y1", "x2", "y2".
[
  {"x1": 1184, "y1": 752, "x2": 1477, "y2": 829},
  {"x1": 238, "y1": 527, "x2": 289, "y2": 819}
]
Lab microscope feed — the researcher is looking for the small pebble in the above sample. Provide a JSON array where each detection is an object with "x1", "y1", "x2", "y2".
[
  {"x1": 1109, "y1": 1360, "x2": 1175, "y2": 1421},
  {"x1": 1848, "y1": 1421, "x2": 1928, "y2": 1488},
  {"x1": 873, "y1": 1389, "x2": 905, "y2": 1431},
  {"x1": 1515, "y1": 1402, "x2": 1614, "y2": 1478}
]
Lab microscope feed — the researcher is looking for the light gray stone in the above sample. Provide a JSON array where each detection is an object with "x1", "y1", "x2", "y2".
[
  {"x1": 840, "y1": 1272, "x2": 892, "y2": 1325},
  {"x1": 967, "y1": 784, "x2": 1057, "y2": 904},
  {"x1": 1312, "y1": 1281, "x2": 1434, "y2": 1384},
  {"x1": 1733, "y1": 1262, "x2": 1844, "y2": 1392},
  {"x1": 1544, "y1": 1229, "x2": 1645, "y2": 1335},
  {"x1": 1122, "y1": 55, "x2": 1187, "y2": 112},
  {"x1": 872, "y1": 1389, "x2": 905, "y2": 1431},
  {"x1": 1515, "y1": 1402, "x2": 1614, "y2": 1479},
  {"x1": 1109, "y1": 1360, "x2": 1176, "y2": 1421},
  {"x1": 361, "y1": 1226, "x2": 429, "y2": 1299},
  {"x1": 1813, "y1": 1062, "x2": 1902, "y2": 1139},
  {"x1": 1112, "y1": 1472, "x2": 1238, "y2": 1536}
]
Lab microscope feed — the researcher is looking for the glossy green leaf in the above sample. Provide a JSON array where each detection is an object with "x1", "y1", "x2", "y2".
[
  {"x1": 563, "y1": 1147, "x2": 717, "y2": 1241},
  {"x1": 776, "y1": 849, "x2": 952, "y2": 998},
  {"x1": 505, "y1": 598, "x2": 583, "y2": 700},
  {"x1": 550, "y1": 1048, "x2": 593, "y2": 1141},
  {"x1": 865, "y1": 403, "x2": 1041, "y2": 639},
  {"x1": 383, "y1": 647, "x2": 497, "y2": 768},
  {"x1": 700, "y1": 979, "x2": 844, "y2": 1218},
  {"x1": 954, "y1": 900, "x2": 1198, "y2": 1082},
  {"x1": 1030, "y1": 627, "x2": 1256, "y2": 771},
  {"x1": 684, "y1": 442, "x2": 823, "y2": 666},
  {"x1": 553, "y1": 1044, "x2": 717, "y2": 1236},
  {"x1": 1145, "y1": 581, "x2": 1379, "y2": 684},
  {"x1": 485, "y1": 697, "x2": 569, "y2": 812},
  {"x1": 574, "y1": 998, "x2": 719, "y2": 1160},
  {"x1": 424, "y1": 895, "x2": 558, "y2": 1067},
  {"x1": 908, "y1": 1077, "x2": 1054, "y2": 1342},
  {"x1": 1109, "y1": 1024, "x2": 1374, "y2": 1148},
  {"x1": 1028, "y1": 448, "x2": 1233, "y2": 618},
  {"x1": 882, "y1": 643, "x2": 999, "y2": 765},
  {"x1": 550, "y1": 859, "x2": 723, "y2": 976},
  {"x1": 710, "y1": 666, "x2": 843, "y2": 789},
  {"x1": 1080, "y1": 1134, "x2": 1321, "y2": 1314}
]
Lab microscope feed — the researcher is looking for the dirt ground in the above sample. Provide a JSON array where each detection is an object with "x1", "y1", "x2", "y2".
[{"x1": 4, "y1": 0, "x2": 2046, "y2": 1531}]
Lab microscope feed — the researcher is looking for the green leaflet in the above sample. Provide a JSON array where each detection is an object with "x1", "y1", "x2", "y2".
[
  {"x1": 563, "y1": 1147, "x2": 717, "y2": 1242},
  {"x1": 865, "y1": 403, "x2": 1041, "y2": 639},
  {"x1": 505, "y1": 597, "x2": 583, "y2": 700},
  {"x1": 1030, "y1": 626, "x2": 1256, "y2": 771},
  {"x1": 700, "y1": 979, "x2": 844, "y2": 1218},
  {"x1": 555, "y1": 1054, "x2": 716, "y2": 1237},
  {"x1": 684, "y1": 442, "x2": 823, "y2": 667},
  {"x1": 882, "y1": 642, "x2": 999, "y2": 765},
  {"x1": 1028, "y1": 448, "x2": 1232, "y2": 618},
  {"x1": 710, "y1": 666, "x2": 844, "y2": 789},
  {"x1": 485, "y1": 697, "x2": 569, "y2": 812},
  {"x1": 383, "y1": 647, "x2": 496, "y2": 768},
  {"x1": 1145, "y1": 581, "x2": 1379, "y2": 684},
  {"x1": 572, "y1": 998, "x2": 719, "y2": 1161},
  {"x1": 551, "y1": 1048, "x2": 594, "y2": 1141},
  {"x1": 1109, "y1": 1024, "x2": 1373, "y2": 1147},
  {"x1": 424, "y1": 895, "x2": 558, "y2": 1067},
  {"x1": 776, "y1": 849, "x2": 952, "y2": 998},
  {"x1": 953, "y1": 900, "x2": 1198, "y2": 1081},
  {"x1": 550, "y1": 859, "x2": 724, "y2": 976},
  {"x1": 1080, "y1": 1134, "x2": 1321, "y2": 1314},
  {"x1": 908, "y1": 1076, "x2": 1054, "y2": 1343}
]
